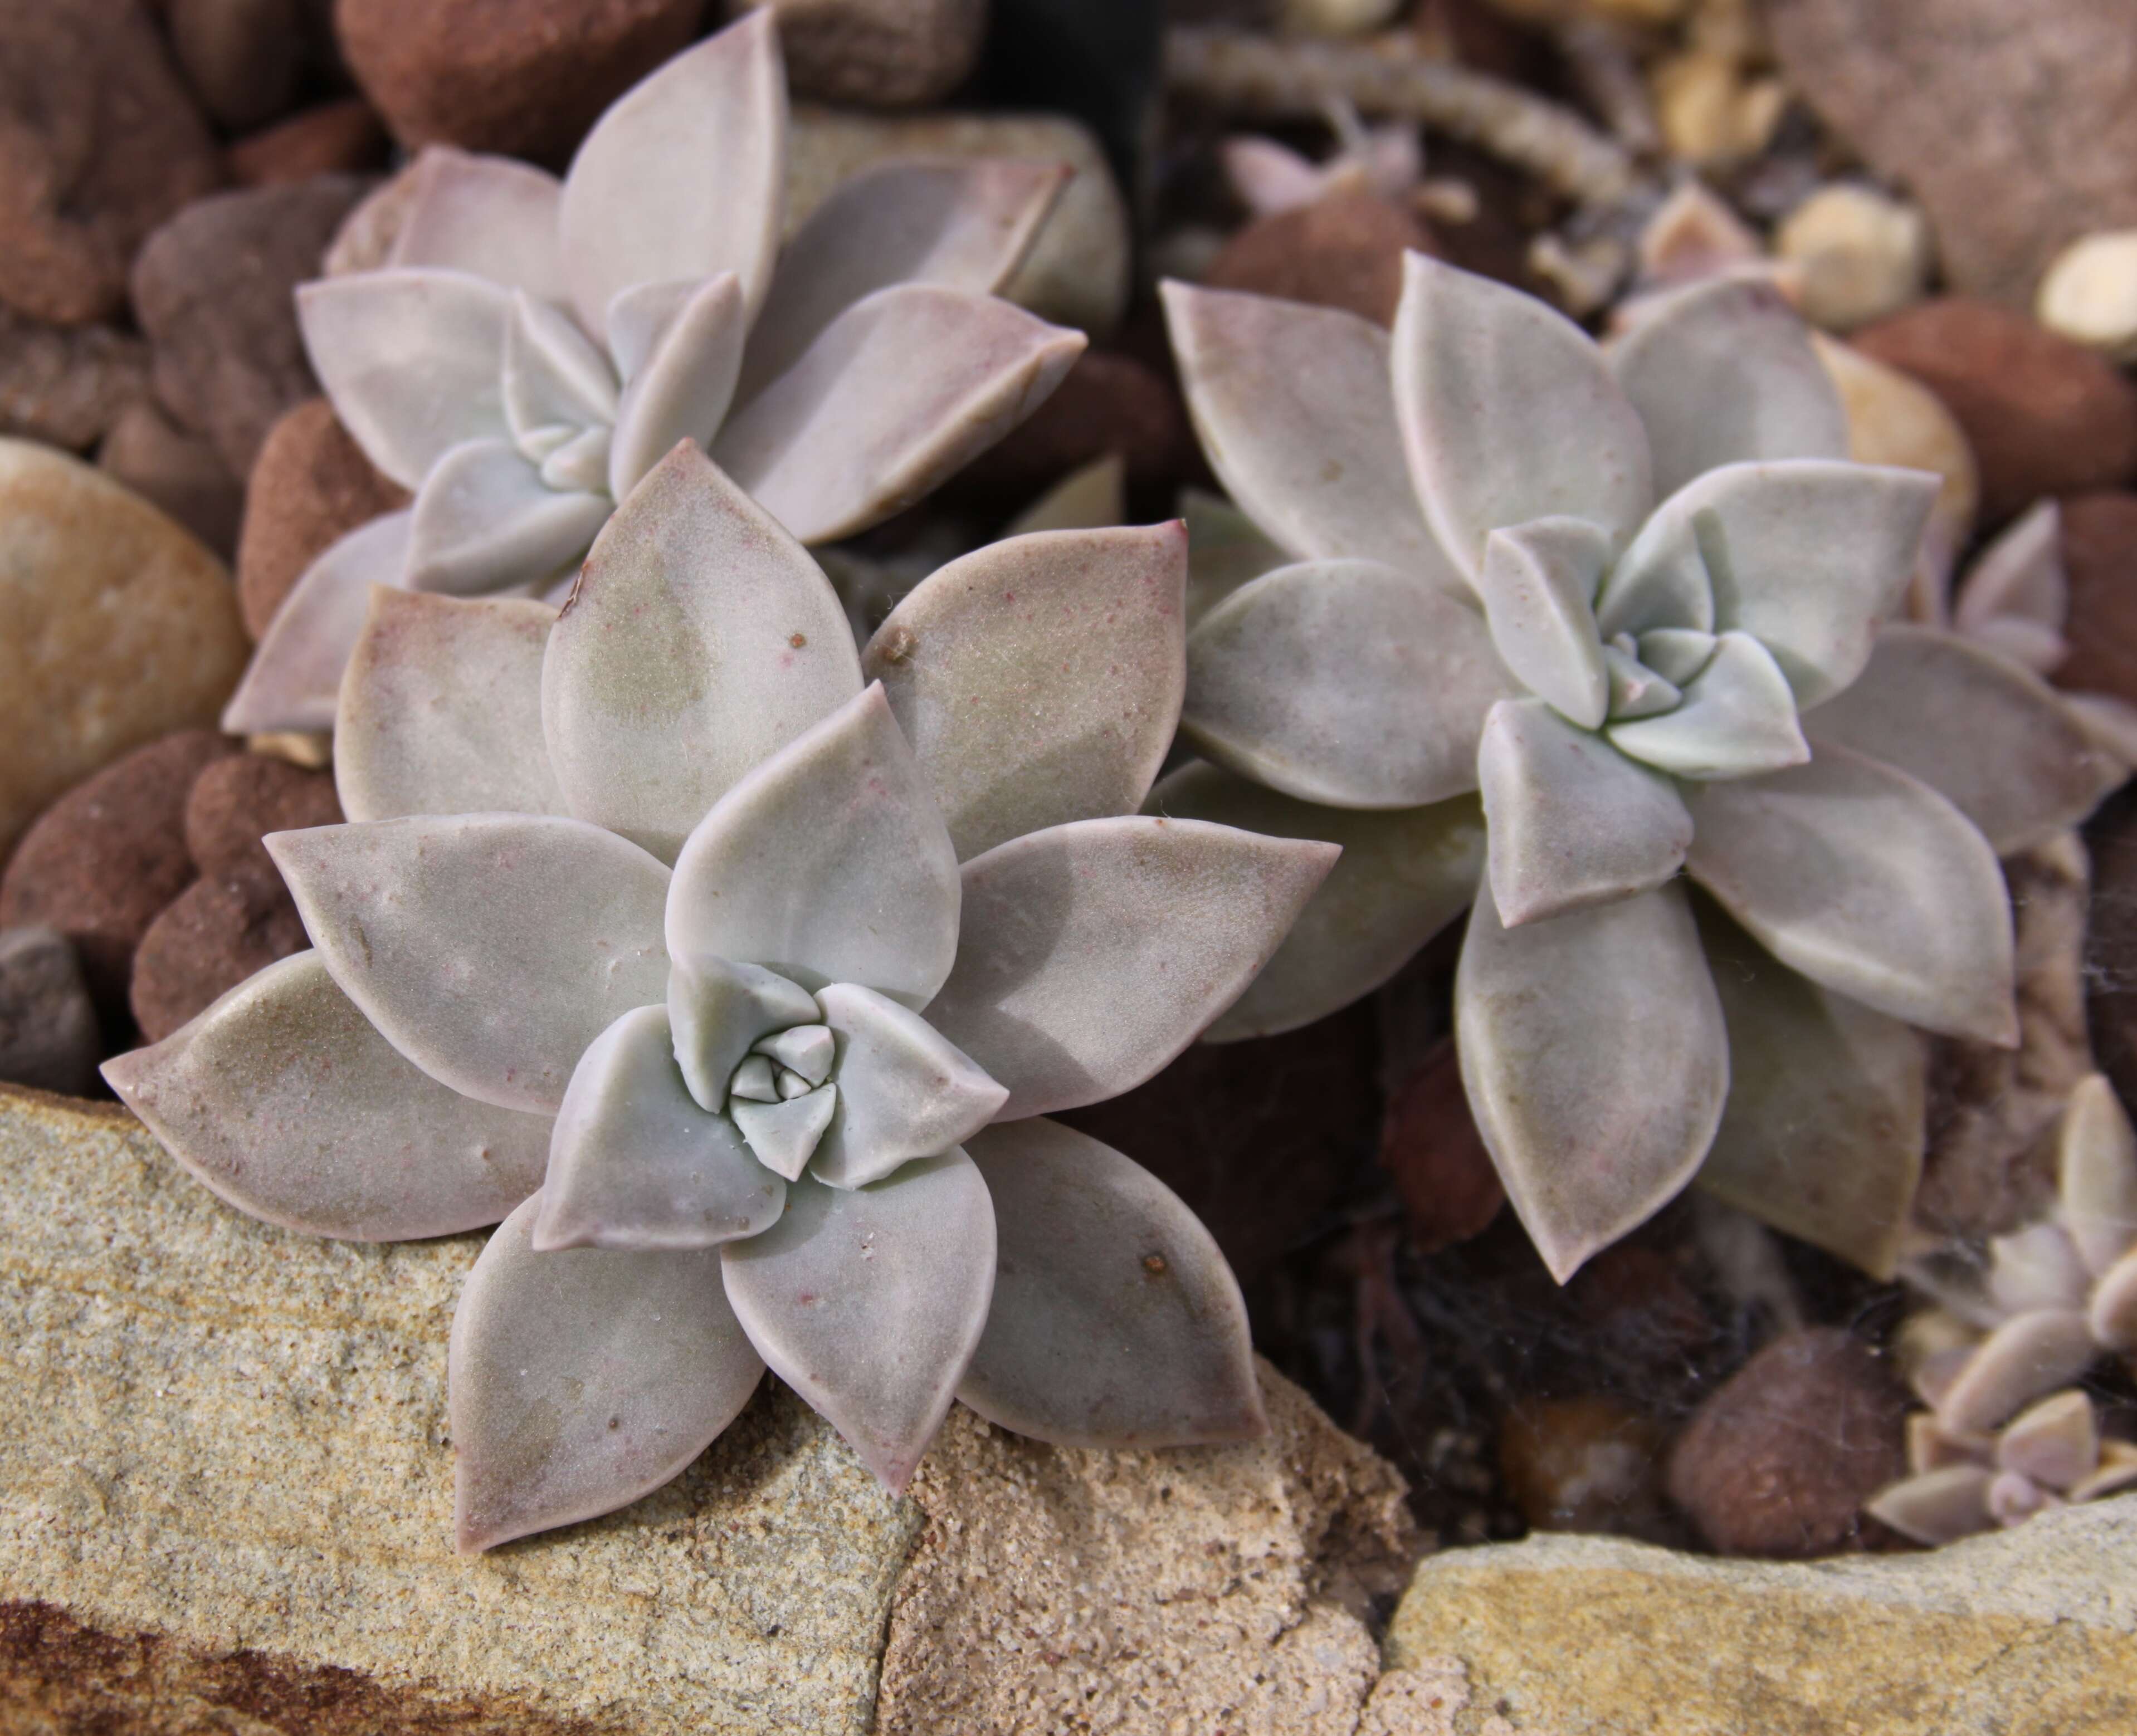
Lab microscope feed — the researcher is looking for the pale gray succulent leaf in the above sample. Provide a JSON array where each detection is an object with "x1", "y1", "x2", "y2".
[
  {"x1": 1954, "y1": 500, "x2": 2065, "y2": 664},
  {"x1": 608, "y1": 272, "x2": 748, "y2": 500},
  {"x1": 1865, "y1": 1464, "x2": 1994, "y2": 1546},
  {"x1": 406, "y1": 438, "x2": 609, "y2": 596},
  {"x1": 269, "y1": 814, "x2": 671, "y2": 1114},
  {"x1": 502, "y1": 290, "x2": 618, "y2": 448},
  {"x1": 1602, "y1": 642, "x2": 1681, "y2": 718},
  {"x1": 1179, "y1": 487, "x2": 1291, "y2": 627},
  {"x1": 1987, "y1": 1221, "x2": 2092, "y2": 1317},
  {"x1": 2091, "y1": 1246, "x2": 2137, "y2": 1350},
  {"x1": 731, "y1": 1086, "x2": 836, "y2": 1179},
  {"x1": 450, "y1": 1191, "x2": 764, "y2": 1552},
  {"x1": 1477, "y1": 517, "x2": 1613, "y2": 728},
  {"x1": 811, "y1": 982, "x2": 1006, "y2": 1188},
  {"x1": 1995, "y1": 1388, "x2": 2098, "y2": 1492},
  {"x1": 1182, "y1": 558, "x2": 1518, "y2": 809},
  {"x1": 1682, "y1": 742, "x2": 2018, "y2": 1044},
  {"x1": 1934, "y1": 1309, "x2": 2096, "y2": 1437},
  {"x1": 1606, "y1": 630, "x2": 1810, "y2": 780},
  {"x1": 1633, "y1": 625, "x2": 1718, "y2": 686},
  {"x1": 2058, "y1": 1073, "x2": 2137, "y2": 1278},
  {"x1": 540, "y1": 443, "x2": 861, "y2": 861},
  {"x1": 100, "y1": 952, "x2": 553, "y2": 1241},
  {"x1": 863, "y1": 523, "x2": 1188, "y2": 862},
  {"x1": 667, "y1": 952, "x2": 820, "y2": 1114},
  {"x1": 387, "y1": 146, "x2": 567, "y2": 304},
  {"x1": 926, "y1": 816, "x2": 1339, "y2": 1119},
  {"x1": 605, "y1": 279, "x2": 697, "y2": 384},
  {"x1": 721, "y1": 1153, "x2": 994, "y2": 1493},
  {"x1": 958, "y1": 1118, "x2": 1266, "y2": 1448}
]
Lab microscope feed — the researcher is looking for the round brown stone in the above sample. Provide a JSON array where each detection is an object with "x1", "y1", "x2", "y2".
[
  {"x1": 1203, "y1": 191, "x2": 1436, "y2": 329},
  {"x1": 227, "y1": 100, "x2": 392, "y2": 189},
  {"x1": 129, "y1": 873, "x2": 309, "y2": 1043},
  {"x1": 236, "y1": 398, "x2": 410, "y2": 639},
  {"x1": 2052, "y1": 490, "x2": 2137, "y2": 708},
  {"x1": 184, "y1": 752, "x2": 343, "y2": 886}
]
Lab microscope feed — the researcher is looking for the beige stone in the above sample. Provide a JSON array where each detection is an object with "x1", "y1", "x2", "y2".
[
  {"x1": 0, "y1": 438, "x2": 248, "y2": 862},
  {"x1": 2038, "y1": 229, "x2": 2137, "y2": 363},
  {"x1": 1776, "y1": 184, "x2": 1933, "y2": 332},
  {"x1": 1385, "y1": 1499, "x2": 2137, "y2": 1734}
]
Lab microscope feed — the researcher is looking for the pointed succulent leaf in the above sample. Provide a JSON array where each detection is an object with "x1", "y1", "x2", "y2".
[
  {"x1": 335, "y1": 589, "x2": 567, "y2": 823},
  {"x1": 1160, "y1": 281, "x2": 1459, "y2": 579},
  {"x1": 1865, "y1": 1465, "x2": 1994, "y2": 1546},
  {"x1": 1602, "y1": 643, "x2": 1680, "y2": 718},
  {"x1": 1180, "y1": 487, "x2": 1290, "y2": 627},
  {"x1": 958, "y1": 1119, "x2": 1265, "y2": 1447},
  {"x1": 730, "y1": 1086, "x2": 837, "y2": 1180},
  {"x1": 1607, "y1": 276, "x2": 1850, "y2": 499},
  {"x1": 221, "y1": 511, "x2": 413, "y2": 735},
  {"x1": 809, "y1": 982, "x2": 1007, "y2": 1189},
  {"x1": 1682, "y1": 742, "x2": 2017, "y2": 1043},
  {"x1": 538, "y1": 426, "x2": 612, "y2": 493},
  {"x1": 2059, "y1": 1073, "x2": 2137, "y2": 1277},
  {"x1": 450, "y1": 1192, "x2": 764, "y2": 1552},
  {"x1": 862, "y1": 523, "x2": 1188, "y2": 861},
  {"x1": 721, "y1": 1153, "x2": 994, "y2": 1493},
  {"x1": 533, "y1": 1004, "x2": 784, "y2": 1250},
  {"x1": 1005, "y1": 452, "x2": 1125, "y2": 537},
  {"x1": 2090, "y1": 1246, "x2": 2137, "y2": 1350},
  {"x1": 1144, "y1": 761, "x2": 1484, "y2": 1042},
  {"x1": 1607, "y1": 630, "x2": 1808, "y2": 779},
  {"x1": 755, "y1": 1023, "x2": 833, "y2": 1084},
  {"x1": 1456, "y1": 879, "x2": 1727, "y2": 1284},
  {"x1": 269, "y1": 815, "x2": 670, "y2": 1113},
  {"x1": 729, "y1": 1055, "x2": 778, "y2": 1103},
  {"x1": 738, "y1": 158, "x2": 1069, "y2": 407},
  {"x1": 667, "y1": 953, "x2": 819, "y2": 1113},
  {"x1": 608, "y1": 272, "x2": 748, "y2": 501},
  {"x1": 557, "y1": 13, "x2": 786, "y2": 333},
  {"x1": 1804, "y1": 627, "x2": 2119, "y2": 855},
  {"x1": 1954, "y1": 500, "x2": 2065, "y2": 661},
  {"x1": 927, "y1": 816, "x2": 1339, "y2": 1119},
  {"x1": 1691, "y1": 895, "x2": 1925, "y2": 1279},
  {"x1": 1592, "y1": 519, "x2": 1715, "y2": 642},
  {"x1": 540, "y1": 443, "x2": 861, "y2": 860},
  {"x1": 100, "y1": 952, "x2": 552, "y2": 1241},
  {"x1": 502, "y1": 292, "x2": 618, "y2": 448},
  {"x1": 1934, "y1": 1310, "x2": 2097, "y2": 1437},
  {"x1": 1987, "y1": 1222, "x2": 2091, "y2": 1317},
  {"x1": 1392, "y1": 253, "x2": 1653, "y2": 583},
  {"x1": 405, "y1": 438, "x2": 609, "y2": 596},
  {"x1": 387, "y1": 146, "x2": 567, "y2": 303},
  {"x1": 1996, "y1": 1388, "x2": 2097, "y2": 1492},
  {"x1": 2071, "y1": 1440, "x2": 2137, "y2": 1503},
  {"x1": 1636, "y1": 626, "x2": 1718, "y2": 686},
  {"x1": 667, "y1": 685, "x2": 961, "y2": 1008},
  {"x1": 1478, "y1": 699, "x2": 1692, "y2": 927},
  {"x1": 713, "y1": 283, "x2": 1085, "y2": 545},
  {"x1": 1477, "y1": 517, "x2": 1613, "y2": 727},
  {"x1": 1182, "y1": 558, "x2": 1518, "y2": 808},
  {"x1": 606, "y1": 280, "x2": 695, "y2": 383},
  {"x1": 296, "y1": 271, "x2": 513, "y2": 490}
]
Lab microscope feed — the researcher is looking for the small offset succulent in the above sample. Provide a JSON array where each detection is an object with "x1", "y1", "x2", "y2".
[
  {"x1": 1160, "y1": 259, "x2": 2121, "y2": 1282},
  {"x1": 1870, "y1": 1074, "x2": 2137, "y2": 1544},
  {"x1": 108, "y1": 447, "x2": 1336, "y2": 1549},
  {"x1": 225, "y1": 9, "x2": 1085, "y2": 735}
]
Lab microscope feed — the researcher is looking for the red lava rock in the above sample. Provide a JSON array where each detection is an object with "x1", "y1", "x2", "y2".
[
  {"x1": 129, "y1": 873, "x2": 308, "y2": 1043},
  {"x1": 1663, "y1": 1326, "x2": 1910, "y2": 1557},
  {"x1": 236, "y1": 397, "x2": 410, "y2": 638},
  {"x1": 96, "y1": 400, "x2": 245, "y2": 559},
  {"x1": 0, "y1": 730, "x2": 237, "y2": 1026},
  {"x1": 0, "y1": 305, "x2": 152, "y2": 452},
  {"x1": 1379, "y1": 1036, "x2": 1504, "y2": 1252},
  {"x1": 0, "y1": 0, "x2": 223, "y2": 326},
  {"x1": 1851, "y1": 297, "x2": 2137, "y2": 521},
  {"x1": 169, "y1": 0, "x2": 306, "y2": 132},
  {"x1": 950, "y1": 349, "x2": 1197, "y2": 513},
  {"x1": 0, "y1": 924, "x2": 103, "y2": 1096},
  {"x1": 1499, "y1": 1396, "x2": 1668, "y2": 1537},
  {"x1": 184, "y1": 752, "x2": 343, "y2": 886},
  {"x1": 334, "y1": 0, "x2": 705, "y2": 164},
  {"x1": 2052, "y1": 490, "x2": 2137, "y2": 707},
  {"x1": 227, "y1": 100, "x2": 393, "y2": 188},
  {"x1": 1203, "y1": 190, "x2": 1436, "y2": 329}
]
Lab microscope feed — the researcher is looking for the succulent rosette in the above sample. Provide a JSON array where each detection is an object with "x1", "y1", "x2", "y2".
[
  {"x1": 1159, "y1": 259, "x2": 2121, "y2": 1282},
  {"x1": 106, "y1": 446, "x2": 1337, "y2": 1550},
  {"x1": 225, "y1": 9, "x2": 1085, "y2": 735}
]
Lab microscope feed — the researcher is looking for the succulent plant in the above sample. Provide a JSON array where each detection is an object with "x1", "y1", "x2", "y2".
[
  {"x1": 1158, "y1": 259, "x2": 2123, "y2": 1282},
  {"x1": 224, "y1": 9, "x2": 1086, "y2": 736},
  {"x1": 105, "y1": 446, "x2": 1337, "y2": 1550},
  {"x1": 1870, "y1": 1073, "x2": 2137, "y2": 1544}
]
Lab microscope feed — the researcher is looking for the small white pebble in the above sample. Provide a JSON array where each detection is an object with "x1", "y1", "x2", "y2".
[{"x1": 2038, "y1": 229, "x2": 2137, "y2": 361}]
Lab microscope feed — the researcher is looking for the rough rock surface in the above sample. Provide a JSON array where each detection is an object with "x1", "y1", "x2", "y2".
[
  {"x1": 0, "y1": 0, "x2": 223, "y2": 326},
  {"x1": 1764, "y1": 0, "x2": 2137, "y2": 308},
  {"x1": 2056, "y1": 491, "x2": 2137, "y2": 710},
  {"x1": 0, "y1": 441, "x2": 248, "y2": 865},
  {"x1": 0, "y1": 307, "x2": 150, "y2": 452},
  {"x1": 169, "y1": 0, "x2": 306, "y2": 131},
  {"x1": 1203, "y1": 191, "x2": 1436, "y2": 327},
  {"x1": 747, "y1": 0, "x2": 985, "y2": 107},
  {"x1": 0, "y1": 929, "x2": 100, "y2": 1097},
  {"x1": 97, "y1": 400, "x2": 245, "y2": 559},
  {"x1": 1387, "y1": 1499, "x2": 2137, "y2": 1733},
  {"x1": 127, "y1": 874, "x2": 311, "y2": 1042},
  {"x1": 0, "y1": 1086, "x2": 1429, "y2": 1732},
  {"x1": 227, "y1": 99, "x2": 392, "y2": 188},
  {"x1": 184, "y1": 752, "x2": 342, "y2": 883}
]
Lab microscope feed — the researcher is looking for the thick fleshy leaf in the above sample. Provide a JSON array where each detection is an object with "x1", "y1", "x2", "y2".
[
  {"x1": 1866, "y1": 1466, "x2": 1993, "y2": 1545},
  {"x1": 296, "y1": 270, "x2": 513, "y2": 490},
  {"x1": 958, "y1": 1119, "x2": 1265, "y2": 1446},
  {"x1": 1478, "y1": 699, "x2": 1692, "y2": 927},
  {"x1": 721, "y1": 1152, "x2": 994, "y2": 1493},
  {"x1": 1606, "y1": 630, "x2": 1809, "y2": 780},
  {"x1": 501, "y1": 292, "x2": 617, "y2": 448},
  {"x1": 269, "y1": 814, "x2": 670, "y2": 1113},
  {"x1": 1804, "y1": 627, "x2": 2119, "y2": 855},
  {"x1": 101, "y1": 952, "x2": 552, "y2": 1241},
  {"x1": 1601, "y1": 459, "x2": 1939, "y2": 707},
  {"x1": 1182, "y1": 558, "x2": 1518, "y2": 808},
  {"x1": 731, "y1": 1087, "x2": 836, "y2": 1180},
  {"x1": 738, "y1": 159, "x2": 1069, "y2": 408},
  {"x1": 809, "y1": 982, "x2": 1007, "y2": 1189},
  {"x1": 539, "y1": 443, "x2": 861, "y2": 860},
  {"x1": 1456, "y1": 879, "x2": 1728, "y2": 1283},
  {"x1": 387, "y1": 146, "x2": 567, "y2": 303},
  {"x1": 862, "y1": 523, "x2": 1188, "y2": 860},
  {"x1": 1180, "y1": 487, "x2": 1290, "y2": 626},
  {"x1": 1392, "y1": 253, "x2": 1653, "y2": 584},
  {"x1": 1144, "y1": 761, "x2": 1484, "y2": 1041},
  {"x1": 1954, "y1": 500, "x2": 2065, "y2": 672},
  {"x1": 2060, "y1": 1073, "x2": 2137, "y2": 1277},
  {"x1": 335, "y1": 588, "x2": 566, "y2": 823},
  {"x1": 667, "y1": 953, "x2": 819, "y2": 1114},
  {"x1": 712, "y1": 283, "x2": 1085, "y2": 545},
  {"x1": 533, "y1": 1004, "x2": 784, "y2": 1250},
  {"x1": 667, "y1": 684, "x2": 960, "y2": 1009},
  {"x1": 1607, "y1": 276, "x2": 1850, "y2": 500},
  {"x1": 756, "y1": 1023, "x2": 833, "y2": 1084},
  {"x1": 1682, "y1": 742, "x2": 2018, "y2": 1044},
  {"x1": 2092, "y1": 1247, "x2": 2137, "y2": 1350},
  {"x1": 406, "y1": 438, "x2": 609, "y2": 595},
  {"x1": 450, "y1": 1192, "x2": 764, "y2": 1551},
  {"x1": 608, "y1": 272, "x2": 748, "y2": 500},
  {"x1": 221, "y1": 511, "x2": 412, "y2": 735},
  {"x1": 1160, "y1": 281, "x2": 1458, "y2": 579},
  {"x1": 1477, "y1": 517, "x2": 1612, "y2": 728},
  {"x1": 1998, "y1": 1389, "x2": 2097, "y2": 1491},
  {"x1": 925, "y1": 816, "x2": 1339, "y2": 1119},
  {"x1": 1934, "y1": 1310, "x2": 2097, "y2": 1436},
  {"x1": 1603, "y1": 642, "x2": 1680, "y2": 718},
  {"x1": 1004, "y1": 452, "x2": 1125, "y2": 537},
  {"x1": 1987, "y1": 1222, "x2": 2090, "y2": 1317},
  {"x1": 1691, "y1": 895, "x2": 1925, "y2": 1279},
  {"x1": 556, "y1": 13, "x2": 786, "y2": 333}
]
